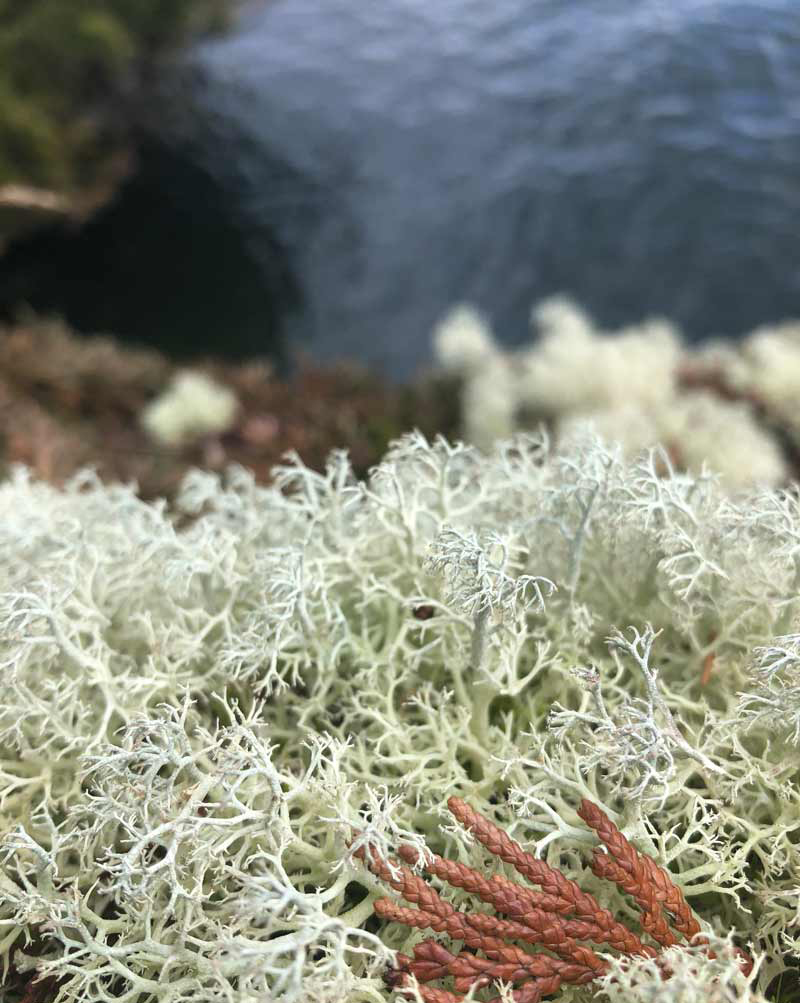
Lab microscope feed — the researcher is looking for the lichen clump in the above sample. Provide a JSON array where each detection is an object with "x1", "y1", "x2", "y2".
[
  {"x1": 433, "y1": 299, "x2": 791, "y2": 490},
  {"x1": 2, "y1": 431, "x2": 800, "y2": 1000},
  {"x1": 140, "y1": 370, "x2": 239, "y2": 447}
]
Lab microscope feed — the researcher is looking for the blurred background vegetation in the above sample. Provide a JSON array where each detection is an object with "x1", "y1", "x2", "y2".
[
  {"x1": 1, "y1": 1, "x2": 799, "y2": 502},
  {"x1": 0, "y1": 0, "x2": 232, "y2": 239},
  {"x1": 0, "y1": 0, "x2": 460, "y2": 499}
]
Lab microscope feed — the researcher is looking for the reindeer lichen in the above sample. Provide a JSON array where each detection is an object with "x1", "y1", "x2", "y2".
[{"x1": 1, "y1": 432, "x2": 799, "y2": 1000}]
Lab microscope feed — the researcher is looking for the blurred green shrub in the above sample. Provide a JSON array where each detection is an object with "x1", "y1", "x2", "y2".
[{"x1": 0, "y1": 0, "x2": 231, "y2": 194}]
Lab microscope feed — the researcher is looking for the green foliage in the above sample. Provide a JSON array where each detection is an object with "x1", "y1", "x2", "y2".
[{"x1": 0, "y1": 0, "x2": 232, "y2": 191}]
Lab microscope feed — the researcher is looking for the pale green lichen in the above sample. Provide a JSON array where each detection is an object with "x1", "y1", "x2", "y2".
[
  {"x1": 2, "y1": 432, "x2": 800, "y2": 1000},
  {"x1": 140, "y1": 370, "x2": 238, "y2": 447},
  {"x1": 433, "y1": 298, "x2": 790, "y2": 489},
  {"x1": 595, "y1": 933, "x2": 768, "y2": 1003}
]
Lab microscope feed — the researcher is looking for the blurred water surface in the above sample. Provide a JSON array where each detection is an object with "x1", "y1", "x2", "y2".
[
  {"x1": 183, "y1": 0, "x2": 800, "y2": 374},
  {"x1": 11, "y1": 0, "x2": 800, "y2": 375}
]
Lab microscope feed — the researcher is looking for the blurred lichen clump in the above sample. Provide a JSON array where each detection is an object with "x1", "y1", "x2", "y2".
[
  {"x1": 433, "y1": 299, "x2": 800, "y2": 491},
  {"x1": 0, "y1": 0, "x2": 232, "y2": 221}
]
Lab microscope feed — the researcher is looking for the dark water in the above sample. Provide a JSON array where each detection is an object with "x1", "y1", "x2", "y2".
[
  {"x1": 4, "y1": 0, "x2": 800, "y2": 377},
  {"x1": 183, "y1": 0, "x2": 800, "y2": 376},
  {"x1": 0, "y1": 139, "x2": 297, "y2": 366}
]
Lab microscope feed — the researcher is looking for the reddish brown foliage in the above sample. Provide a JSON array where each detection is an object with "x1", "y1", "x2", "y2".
[{"x1": 356, "y1": 798, "x2": 752, "y2": 1003}]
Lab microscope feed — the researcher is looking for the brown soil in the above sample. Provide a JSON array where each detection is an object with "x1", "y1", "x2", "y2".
[{"x1": 0, "y1": 316, "x2": 461, "y2": 498}]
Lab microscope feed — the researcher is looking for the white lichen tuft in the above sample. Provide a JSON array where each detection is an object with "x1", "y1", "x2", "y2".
[
  {"x1": 738, "y1": 634, "x2": 800, "y2": 745},
  {"x1": 595, "y1": 933, "x2": 767, "y2": 1003},
  {"x1": 657, "y1": 391, "x2": 786, "y2": 489},
  {"x1": 434, "y1": 297, "x2": 792, "y2": 490},
  {"x1": 140, "y1": 370, "x2": 238, "y2": 447},
  {"x1": 736, "y1": 321, "x2": 800, "y2": 429},
  {"x1": 432, "y1": 304, "x2": 498, "y2": 374},
  {"x1": 517, "y1": 297, "x2": 681, "y2": 415}
]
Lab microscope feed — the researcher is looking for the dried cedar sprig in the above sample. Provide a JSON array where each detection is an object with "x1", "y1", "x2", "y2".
[
  {"x1": 355, "y1": 842, "x2": 598, "y2": 986},
  {"x1": 579, "y1": 800, "x2": 683, "y2": 947},
  {"x1": 448, "y1": 797, "x2": 653, "y2": 958},
  {"x1": 355, "y1": 796, "x2": 753, "y2": 1002},
  {"x1": 395, "y1": 843, "x2": 611, "y2": 963}
]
